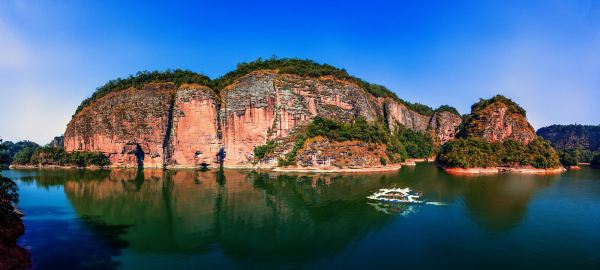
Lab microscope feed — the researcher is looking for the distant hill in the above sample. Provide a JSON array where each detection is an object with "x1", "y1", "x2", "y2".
[
  {"x1": 537, "y1": 125, "x2": 600, "y2": 151},
  {"x1": 537, "y1": 125, "x2": 600, "y2": 164}
]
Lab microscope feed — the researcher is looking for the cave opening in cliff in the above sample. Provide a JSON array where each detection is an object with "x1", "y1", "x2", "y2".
[{"x1": 132, "y1": 144, "x2": 145, "y2": 168}]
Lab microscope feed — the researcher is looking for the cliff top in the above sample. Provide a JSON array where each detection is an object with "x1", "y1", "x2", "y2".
[
  {"x1": 470, "y1": 95, "x2": 526, "y2": 116},
  {"x1": 74, "y1": 70, "x2": 211, "y2": 115},
  {"x1": 457, "y1": 94, "x2": 536, "y2": 144},
  {"x1": 73, "y1": 58, "x2": 460, "y2": 118}
]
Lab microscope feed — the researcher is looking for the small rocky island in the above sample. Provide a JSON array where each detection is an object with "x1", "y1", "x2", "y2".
[{"x1": 436, "y1": 95, "x2": 564, "y2": 174}]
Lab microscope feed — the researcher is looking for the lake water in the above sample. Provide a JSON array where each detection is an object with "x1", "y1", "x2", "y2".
[{"x1": 4, "y1": 164, "x2": 600, "y2": 269}]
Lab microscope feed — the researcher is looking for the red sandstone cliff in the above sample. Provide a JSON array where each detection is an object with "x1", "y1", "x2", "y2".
[
  {"x1": 458, "y1": 96, "x2": 536, "y2": 144},
  {"x1": 65, "y1": 70, "x2": 462, "y2": 168},
  {"x1": 64, "y1": 83, "x2": 175, "y2": 167}
]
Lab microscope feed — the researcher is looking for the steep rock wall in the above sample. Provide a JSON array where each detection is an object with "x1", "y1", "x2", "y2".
[
  {"x1": 65, "y1": 70, "x2": 462, "y2": 168},
  {"x1": 382, "y1": 98, "x2": 431, "y2": 132},
  {"x1": 459, "y1": 102, "x2": 536, "y2": 144},
  {"x1": 169, "y1": 84, "x2": 221, "y2": 167},
  {"x1": 219, "y1": 71, "x2": 384, "y2": 166},
  {"x1": 429, "y1": 111, "x2": 463, "y2": 144},
  {"x1": 64, "y1": 83, "x2": 175, "y2": 167}
]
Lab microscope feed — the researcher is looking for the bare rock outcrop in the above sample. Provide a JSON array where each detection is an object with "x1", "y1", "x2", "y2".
[{"x1": 458, "y1": 97, "x2": 536, "y2": 144}]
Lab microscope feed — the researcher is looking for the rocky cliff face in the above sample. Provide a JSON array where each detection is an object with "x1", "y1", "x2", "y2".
[
  {"x1": 65, "y1": 70, "x2": 462, "y2": 168},
  {"x1": 458, "y1": 98, "x2": 536, "y2": 144},
  {"x1": 65, "y1": 83, "x2": 175, "y2": 167},
  {"x1": 169, "y1": 84, "x2": 221, "y2": 167}
]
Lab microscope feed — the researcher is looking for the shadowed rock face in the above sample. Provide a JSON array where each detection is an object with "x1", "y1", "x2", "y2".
[{"x1": 65, "y1": 70, "x2": 462, "y2": 168}]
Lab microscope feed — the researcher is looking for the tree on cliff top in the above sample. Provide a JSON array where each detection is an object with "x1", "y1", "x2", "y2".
[
  {"x1": 214, "y1": 57, "x2": 446, "y2": 116},
  {"x1": 470, "y1": 95, "x2": 527, "y2": 116},
  {"x1": 73, "y1": 58, "x2": 457, "y2": 118},
  {"x1": 456, "y1": 94, "x2": 533, "y2": 140},
  {"x1": 74, "y1": 69, "x2": 211, "y2": 115}
]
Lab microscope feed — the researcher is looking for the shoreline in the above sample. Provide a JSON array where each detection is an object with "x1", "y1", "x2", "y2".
[
  {"x1": 6, "y1": 163, "x2": 402, "y2": 173},
  {"x1": 272, "y1": 164, "x2": 402, "y2": 173},
  {"x1": 8, "y1": 164, "x2": 108, "y2": 170},
  {"x1": 442, "y1": 166, "x2": 566, "y2": 175}
]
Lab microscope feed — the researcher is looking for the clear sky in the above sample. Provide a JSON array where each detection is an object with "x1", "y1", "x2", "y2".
[{"x1": 1, "y1": 0, "x2": 599, "y2": 144}]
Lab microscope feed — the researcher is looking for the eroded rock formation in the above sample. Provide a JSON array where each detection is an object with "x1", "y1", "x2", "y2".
[
  {"x1": 65, "y1": 70, "x2": 462, "y2": 168},
  {"x1": 458, "y1": 97, "x2": 536, "y2": 144}
]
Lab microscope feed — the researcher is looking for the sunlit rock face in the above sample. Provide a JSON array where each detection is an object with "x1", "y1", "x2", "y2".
[
  {"x1": 169, "y1": 84, "x2": 221, "y2": 167},
  {"x1": 460, "y1": 101, "x2": 536, "y2": 144},
  {"x1": 65, "y1": 70, "x2": 462, "y2": 168},
  {"x1": 383, "y1": 98, "x2": 431, "y2": 133},
  {"x1": 64, "y1": 83, "x2": 175, "y2": 168},
  {"x1": 219, "y1": 71, "x2": 384, "y2": 166}
]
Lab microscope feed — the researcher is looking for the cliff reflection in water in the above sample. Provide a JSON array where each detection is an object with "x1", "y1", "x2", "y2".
[
  {"x1": 62, "y1": 169, "x2": 394, "y2": 261},
  {"x1": 19, "y1": 165, "x2": 560, "y2": 264}
]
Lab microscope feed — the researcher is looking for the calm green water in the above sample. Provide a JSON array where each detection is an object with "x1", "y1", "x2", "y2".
[{"x1": 4, "y1": 164, "x2": 600, "y2": 269}]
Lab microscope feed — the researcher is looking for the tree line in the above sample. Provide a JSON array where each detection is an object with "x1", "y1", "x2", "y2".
[
  {"x1": 1, "y1": 140, "x2": 109, "y2": 167},
  {"x1": 73, "y1": 58, "x2": 460, "y2": 118},
  {"x1": 437, "y1": 137, "x2": 561, "y2": 169}
]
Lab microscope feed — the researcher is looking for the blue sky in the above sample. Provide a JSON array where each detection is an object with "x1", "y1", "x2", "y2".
[{"x1": 1, "y1": 0, "x2": 599, "y2": 144}]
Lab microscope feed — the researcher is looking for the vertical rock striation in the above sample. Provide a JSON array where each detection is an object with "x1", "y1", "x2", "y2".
[
  {"x1": 64, "y1": 83, "x2": 175, "y2": 167},
  {"x1": 169, "y1": 84, "x2": 221, "y2": 167}
]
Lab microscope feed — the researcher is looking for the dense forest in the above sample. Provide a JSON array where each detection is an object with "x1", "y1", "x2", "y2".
[
  {"x1": 1, "y1": 140, "x2": 109, "y2": 168},
  {"x1": 537, "y1": 124, "x2": 600, "y2": 166},
  {"x1": 255, "y1": 116, "x2": 436, "y2": 166},
  {"x1": 0, "y1": 141, "x2": 39, "y2": 165},
  {"x1": 74, "y1": 58, "x2": 459, "y2": 117},
  {"x1": 437, "y1": 137, "x2": 561, "y2": 169}
]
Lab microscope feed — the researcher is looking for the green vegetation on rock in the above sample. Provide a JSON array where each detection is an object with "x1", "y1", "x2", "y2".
[
  {"x1": 278, "y1": 135, "x2": 307, "y2": 166},
  {"x1": 74, "y1": 58, "x2": 455, "y2": 118},
  {"x1": 470, "y1": 95, "x2": 527, "y2": 117},
  {"x1": 273, "y1": 116, "x2": 435, "y2": 166},
  {"x1": 458, "y1": 95, "x2": 529, "y2": 139},
  {"x1": 74, "y1": 69, "x2": 211, "y2": 115},
  {"x1": 435, "y1": 105, "x2": 460, "y2": 116},
  {"x1": 253, "y1": 140, "x2": 277, "y2": 159},
  {"x1": 437, "y1": 137, "x2": 561, "y2": 169},
  {"x1": 12, "y1": 146, "x2": 109, "y2": 167}
]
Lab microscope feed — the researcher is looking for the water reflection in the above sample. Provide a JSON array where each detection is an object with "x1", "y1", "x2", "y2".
[
  {"x1": 12, "y1": 164, "x2": 571, "y2": 268},
  {"x1": 60, "y1": 169, "x2": 394, "y2": 263}
]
